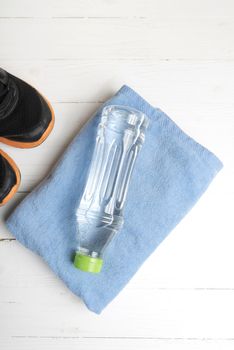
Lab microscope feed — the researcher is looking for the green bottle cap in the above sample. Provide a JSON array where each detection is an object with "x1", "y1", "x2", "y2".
[{"x1": 74, "y1": 253, "x2": 103, "y2": 274}]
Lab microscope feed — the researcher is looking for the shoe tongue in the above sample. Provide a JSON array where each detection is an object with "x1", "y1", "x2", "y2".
[{"x1": 0, "y1": 83, "x2": 7, "y2": 103}]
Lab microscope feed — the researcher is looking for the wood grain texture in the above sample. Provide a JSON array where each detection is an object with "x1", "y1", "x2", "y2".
[
  {"x1": 2, "y1": 338, "x2": 234, "y2": 350},
  {"x1": 1, "y1": 242, "x2": 234, "y2": 339},
  {"x1": 1, "y1": 18, "x2": 234, "y2": 60},
  {"x1": 1, "y1": 0, "x2": 234, "y2": 18},
  {"x1": 0, "y1": 0, "x2": 233, "y2": 349}
]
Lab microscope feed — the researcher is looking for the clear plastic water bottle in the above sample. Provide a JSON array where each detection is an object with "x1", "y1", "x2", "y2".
[{"x1": 73, "y1": 105, "x2": 149, "y2": 273}]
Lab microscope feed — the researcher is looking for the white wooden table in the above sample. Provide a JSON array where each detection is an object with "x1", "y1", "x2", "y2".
[{"x1": 0, "y1": 1, "x2": 234, "y2": 349}]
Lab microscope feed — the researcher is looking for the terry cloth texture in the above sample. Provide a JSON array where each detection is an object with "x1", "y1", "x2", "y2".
[{"x1": 6, "y1": 85, "x2": 223, "y2": 314}]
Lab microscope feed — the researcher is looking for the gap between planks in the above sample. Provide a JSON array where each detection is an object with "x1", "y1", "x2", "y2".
[
  {"x1": 0, "y1": 16, "x2": 147, "y2": 19},
  {"x1": 9, "y1": 335, "x2": 234, "y2": 340},
  {"x1": 2, "y1": 58, "x2": 234, "y2": 62}
]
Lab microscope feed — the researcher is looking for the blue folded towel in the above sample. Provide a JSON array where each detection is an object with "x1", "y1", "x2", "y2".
[{"x1": 6, "y1": 85, "x2": 223, "y2": 314}]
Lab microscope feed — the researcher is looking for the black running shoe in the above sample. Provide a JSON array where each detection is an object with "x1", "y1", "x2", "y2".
[
  {"x1": 0, "y1": 150, "x2": 20, "y2": 206},
  {"x1": 0, "y1": 68, "x2": 54, "y2": 148}
]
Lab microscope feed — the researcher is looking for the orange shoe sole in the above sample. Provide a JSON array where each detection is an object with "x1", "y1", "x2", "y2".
[
  {"x1": 0, "y1": 93, "x2": 55, "y2": 149},
  {"x1": 0, "y1": 149, "x2": 21, "y2": 206}
]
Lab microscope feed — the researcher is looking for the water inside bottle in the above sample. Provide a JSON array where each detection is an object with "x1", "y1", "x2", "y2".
[{"x1": 76, "y1": 105, "x2": 149, "y2": 258}]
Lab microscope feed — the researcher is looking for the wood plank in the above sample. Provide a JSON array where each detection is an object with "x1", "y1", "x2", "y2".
[
  {"x1": 1, "y1": 337, "x2": 234, "y2": 350},
  {"x1": 1, "y1": 60, "x2": 233, "y2": 111},
  {"x1": 0, "y1": 18, "x2": 234, "y2": 60},
  {"x1": 1, "y1": 0, "x2": 234, "y2": 19},
  {"x1": 0, "y1": 240, "x2": 234, "y2": 338},
  {"x1": 0, "y1": 193, "x2": 25, "y2": 239}
]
